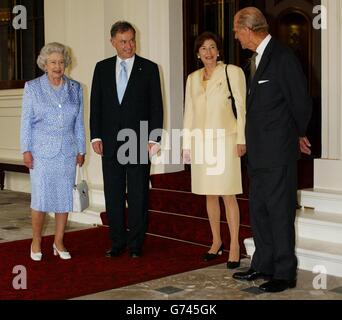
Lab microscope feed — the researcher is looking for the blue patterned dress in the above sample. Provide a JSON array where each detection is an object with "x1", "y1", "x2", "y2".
[{"x1": 20, "y1": 74, "x2": 86, "y2": 213}]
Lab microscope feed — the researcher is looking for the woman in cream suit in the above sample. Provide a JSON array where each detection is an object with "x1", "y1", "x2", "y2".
[
  {"x1": 183, "y1": 32, "x2": 246, "y2": 268},
  {"x1": 20, "y1": 42, "x2": 86, "y2": 261}
]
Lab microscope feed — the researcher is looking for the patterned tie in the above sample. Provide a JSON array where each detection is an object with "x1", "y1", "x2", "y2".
[
  {"x1": 250, "y1": 52, "x2": 258, "y2": 83},
  {"x1": 117, "y1": 60, "x2": 128, "y2": 104}
]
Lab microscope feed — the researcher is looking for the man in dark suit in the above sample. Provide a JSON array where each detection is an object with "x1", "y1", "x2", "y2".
[
  {"x1": 90, "y1": 21, "x2": 163, "y2": 258},
  {"x1": 231, "y1": 7, "x2": 312, "y2": 292}
]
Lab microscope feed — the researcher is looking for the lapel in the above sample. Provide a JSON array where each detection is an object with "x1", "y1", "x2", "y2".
[
  {"x1": 111, "y1": 56, "x2": 120, "y2": 105},
  {"x1": 40, "y1": 73, "x2": 73, "y2": 106},
  {"x1": 120, "y1": 55, "x2": 143, "y2": 104},
  {"x1": 205, "y1": 62, "x2": 225, "y2": 93},
  {"x1": 60, "y1": 77, "x2": 73, "y2": 104},
  {"x1": 247, "y1": 38, "x2": 275, "y2": 106}
]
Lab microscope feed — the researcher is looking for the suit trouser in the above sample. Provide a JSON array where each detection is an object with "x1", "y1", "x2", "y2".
[
  {"x1": 248, "y1": 160, "x2": 298, "y2": 280},
  {"x1": 102, "y1": 156, "x2": 151, "y2": 251}
]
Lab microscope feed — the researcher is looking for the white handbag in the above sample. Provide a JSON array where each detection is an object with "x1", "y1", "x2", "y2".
[{"x1": 72, "y1": 165, "x2": 89, "y2": 212}]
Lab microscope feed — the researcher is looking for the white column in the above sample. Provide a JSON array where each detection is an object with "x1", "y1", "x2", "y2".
[
  {"x1": 147, "y1": 0, "x2": 184, "y2": 174},
  {"x1": 300, "y1": 0, "x2": 342, "y2": 213},
  {"x1": 313, "y1": 0, "x2": 342, "y2": 192},
  {"x1": 321, "y1": 0, "x2": 342, "y2": 159}
]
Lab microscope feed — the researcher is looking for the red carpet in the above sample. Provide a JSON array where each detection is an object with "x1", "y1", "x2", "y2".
[
  {"x1": 0, "y1": 227, "x2": 227, "y2": 300},
  {"x1": 100, "y1": 170, "x2": 253, "y2": 250}
]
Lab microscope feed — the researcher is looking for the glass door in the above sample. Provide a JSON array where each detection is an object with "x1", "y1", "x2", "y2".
[
  {"x1": 183, "y1": 0, "x2": 238, "y2": 81},
  {"x1": 0, "y1": 0, "x2": 44, "y2": 89}
]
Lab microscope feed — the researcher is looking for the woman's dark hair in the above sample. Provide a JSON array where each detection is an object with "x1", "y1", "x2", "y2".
[
  {"x1": 194, "y1": 31, "x2": 223, "y2": 61},
  {"x1": 110, "y1": 21, "x2": 136, "y2": 38}
]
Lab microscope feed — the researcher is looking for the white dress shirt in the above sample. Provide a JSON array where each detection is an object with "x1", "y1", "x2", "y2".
[
  {"x1": 255, "y1": 34, "x2": 272, "y2": 69},
  {"x1": 116, "y1": 55, "x2": 135, "y2": 83}
]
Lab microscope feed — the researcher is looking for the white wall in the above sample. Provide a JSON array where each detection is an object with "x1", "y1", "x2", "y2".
[{"x1": 0, "y1": 89, "x2": 30, "y2": 192}]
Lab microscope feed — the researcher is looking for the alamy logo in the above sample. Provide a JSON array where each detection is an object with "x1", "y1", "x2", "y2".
[
  {"x1": 312, "y1": 265, "x2": 327, "y2": 290},
  {"x1": 12, "y1": 265, "x2": 27, "y2": 290},
  {"x1": 313, "y1": 5, "x2": 327, "y2": 30},
  {"x1": 11, "y1": 5, "x2": 327, "y2": 31},
  {"x1": 12, "y1": 5, "x2": 27, "y2": 30}
]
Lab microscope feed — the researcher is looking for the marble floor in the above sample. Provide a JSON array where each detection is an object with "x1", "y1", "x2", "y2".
[{"x1": 1, "y1": 190, "x2": 342, "y2": 301}]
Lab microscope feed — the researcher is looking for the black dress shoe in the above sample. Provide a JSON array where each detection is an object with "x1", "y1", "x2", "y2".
[
  {"x1": 105, "y1": 247, "x2": 125, "y2": 258},
  {"x1": 232, "y1": 268, "x2": 272, "y2": 281},
  {"x1": 203, "y1": 244, "x2": 224, "y2": 261},
  {"x1": 259, "y1": 279, "x2": 296, "y2": 293},
  {"x1": 226, "y1": 260, "x2": 240, "y2": 269}
]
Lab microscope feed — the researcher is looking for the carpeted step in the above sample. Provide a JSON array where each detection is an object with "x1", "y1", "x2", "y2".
[
  {"x1": 101, "y1": 168, "x2": 253, "y2": 252},
  {"x1": 150, "y1": 170, "x2": 192, "y2": 192},
  {"x1": 149, "y1": 188, "x2": 206, "y2": 216},
  {"x1": 150, "y1": 168, "x2": 250, "y2": 199},
  {"x1": 148, "y1": 188, "x2": 251, "y2": 225},
  {"x1": 100, "y1": 209, "x2": 252, "y2": 255},
  {"x1": 147, "y1": 210, "x2": 252, "y2": 255},
  {"x1": 100, "y1": 161, "x2": 313, "y2": 255}
]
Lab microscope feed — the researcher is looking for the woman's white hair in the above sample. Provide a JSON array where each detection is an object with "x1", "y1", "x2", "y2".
[{"x1": 36, "y1": 42, "x2": 72, "y2": 71}]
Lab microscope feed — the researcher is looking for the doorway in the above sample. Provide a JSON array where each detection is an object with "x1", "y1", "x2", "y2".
[{"x1": 183, "y1": 0, "x2": 321, "y2": 190}]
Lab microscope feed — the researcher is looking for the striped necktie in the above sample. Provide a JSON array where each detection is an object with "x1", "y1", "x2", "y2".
[{"x1": 250, "y1": 52, "x2": 258, "y2": 83}]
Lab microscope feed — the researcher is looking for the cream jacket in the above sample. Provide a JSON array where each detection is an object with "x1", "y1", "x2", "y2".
[{"x1": 183, "y1": 62, "x2": 246, "y2": 149}]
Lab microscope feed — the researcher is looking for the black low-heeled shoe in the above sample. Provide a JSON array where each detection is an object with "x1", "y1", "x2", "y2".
[
  {"x1": 226, "y1": 259, "x2": 240, "y2": 269},
  {"x1": 105, "y1": 247, "x2": 125, "y2": 258},
  {"x1": 203, "y1": 243, "x2": 224, "y2": 261}
]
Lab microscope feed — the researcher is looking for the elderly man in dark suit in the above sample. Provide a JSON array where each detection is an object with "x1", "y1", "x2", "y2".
[
  {"x1": 90, "y1": 21, "x2": 163, "y2": 258},
  {"x1": 231, "y1": 7, "x2": 312, "y2": 292}
]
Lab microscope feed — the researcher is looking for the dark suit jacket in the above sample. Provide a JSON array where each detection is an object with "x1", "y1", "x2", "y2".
[
  {"x1": 90, "y1": 55, "x2": 163, "y2": 159},
  {"x1": 246, "y1": 38, "x2": 312, "y2": 169}
]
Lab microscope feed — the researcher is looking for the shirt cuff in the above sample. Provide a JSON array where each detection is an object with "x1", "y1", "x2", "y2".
[{"x1": 91, "y1": 138, "x2": 102, "y2": 143}]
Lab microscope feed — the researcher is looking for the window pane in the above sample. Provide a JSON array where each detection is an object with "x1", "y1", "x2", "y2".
[
  {"x1": 0, "y1": 2, "x2": 12, "y2": 81},
  {"x1": 21, "y1": 19, "x2": 35, "y2": 80},
  {"x1": 19, "y1": 0, "x2": 33, "y2": 19},
  {"x1": 34, "y1": 18, "x2": 44, "y2": 77},
  {"x1": 0, "y1": 0, "x2": 44, "y2": 88},
  {"x1": 0, "y1": 0, "x2": 11, "y2": 9}
]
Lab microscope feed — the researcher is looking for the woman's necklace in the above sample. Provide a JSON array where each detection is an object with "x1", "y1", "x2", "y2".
[
  {"x1": 204, "y1": 66, "x2": 215, "y2": 80},
  {"x1": 204, "y1": 69, "x2": 211, "y2": 80}
]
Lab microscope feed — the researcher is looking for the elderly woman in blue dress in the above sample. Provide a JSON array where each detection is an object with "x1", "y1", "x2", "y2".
[{"x1": 20, "y1": 42, "x2": 86, "y2": 261}]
